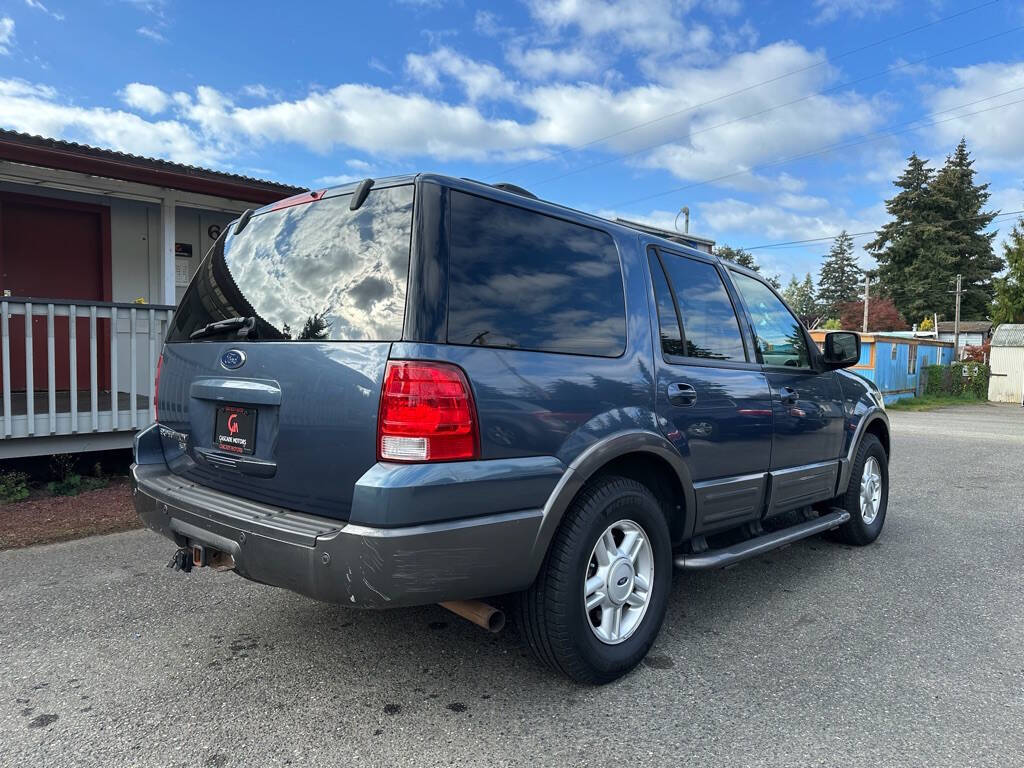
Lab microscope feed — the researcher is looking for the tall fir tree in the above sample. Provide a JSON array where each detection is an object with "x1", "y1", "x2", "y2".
[
  {"x1": 817, "y1": 230, "x2": 862, "y2": 315},
  {"x1": 928, "y1": 138, "x2": 1002, "y2": 319},
  {"x1": 783, "y1": 272, "x2": 819, "y2": 321},
  {"x1": 867, "y1": 152, "x2": 943, "y2": 322},
  {"x1": 991, "y1": 219, "x2": 1024, "y2": 324},
  {"x1": 714, "y1": 244, "x2": 781, "y2": 288}
]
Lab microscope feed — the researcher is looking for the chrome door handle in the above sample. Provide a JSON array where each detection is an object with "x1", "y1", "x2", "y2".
[{"x1": 667, "y1": 382, "x2": 697, "y2": 406}]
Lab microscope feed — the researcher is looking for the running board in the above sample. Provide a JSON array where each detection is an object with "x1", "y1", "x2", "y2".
[{"x1": 674, "y1": 510, "x2": 850, "y2": 571}]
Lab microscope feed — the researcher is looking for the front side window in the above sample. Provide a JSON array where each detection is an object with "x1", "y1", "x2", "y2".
[
  {"x1": 447, "y1": 191, "x2": 626, "y2": 356},
  {"x1": 731, "y1": 272, "x2": 811, "y2": 369},
  {"x1": 167, "y1": 184, "x2": 414, "y2": 342},
  {"x1": 657, "y1": 251, "x2": 746, "y2": 361}
]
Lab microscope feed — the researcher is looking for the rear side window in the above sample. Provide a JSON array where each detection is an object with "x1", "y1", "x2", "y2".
[
  {"x1": 447, "y1": 191, "x2": 626, "y2": 356},
  {"x1": 167, "y1": 184, "x2": 414, "y2": 342},
  {"x1": 656, "y1": 250, "x2": 746, "y2": 362}
]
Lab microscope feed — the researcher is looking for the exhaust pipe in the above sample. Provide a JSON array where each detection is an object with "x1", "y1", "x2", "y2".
[{"x1": 440, "y1": 600, "x2": 505, "y2": 633}]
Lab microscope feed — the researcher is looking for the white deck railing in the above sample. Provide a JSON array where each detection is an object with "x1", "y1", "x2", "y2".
[{"x1": 0, "y1": 297, "x2": 174, "y2": 441}]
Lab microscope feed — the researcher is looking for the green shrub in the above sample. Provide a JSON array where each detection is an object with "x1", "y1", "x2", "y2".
[
  {"x1": 46, "y1": 474, "x2": 107, "y2": 497},
  {"x1": 922, "y1": 362, "x2": 988, "y2": 399},
  {"x1": 951, "y1": 361, "x2": 989, "y2": 399},
  {"x1": 923, "y1": 364, "x2": 949, "y2": 396},
  {"x1": 0, "y1": 470, "x2": 30, "y2": 503}
]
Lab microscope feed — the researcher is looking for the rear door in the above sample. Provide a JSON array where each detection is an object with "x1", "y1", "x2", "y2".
[
  {"x1": 648, "y1": 247, "x2": 774, "y2": 536},
  {"x1": 157, "y1": 182, "x2": 415, "y2": 520},
  {"x1": 727, "y1": 270, "x2": 845, "y2": 516}
]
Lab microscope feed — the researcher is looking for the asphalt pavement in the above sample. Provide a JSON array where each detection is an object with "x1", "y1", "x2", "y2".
[{"x1": 2, "y1": 403, "x2": 1022, "y2": 767}]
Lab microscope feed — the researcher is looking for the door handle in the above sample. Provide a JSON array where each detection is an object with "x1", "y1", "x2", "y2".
[
  {"x1": 667, "y1": 382, "x2": 697, "y2": 406},
  {"x1": 780, "y1": 386, "x2": 800, "y2": 404}
]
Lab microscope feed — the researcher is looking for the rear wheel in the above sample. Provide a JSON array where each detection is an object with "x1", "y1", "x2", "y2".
[
  {"x1": 831, "y1": 434, "x2": 888, "y2": 545},
  {"x1": 518, "y1": 476, "x2": 671, "y2": 684}
]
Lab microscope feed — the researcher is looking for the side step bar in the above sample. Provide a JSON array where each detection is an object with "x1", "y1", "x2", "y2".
[{"x1": 674, "y1": 510, "x2": 850, "y2": 571}]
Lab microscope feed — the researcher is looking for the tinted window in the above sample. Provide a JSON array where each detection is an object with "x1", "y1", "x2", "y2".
[
  {"x1": 647, "y1": 251, "x2": 684, "y2": 357},
  {"x1": 447, "y1": 191, "x2": 626, "y2": 356},
  {"x1": 167, "y1": 185, "x2": 414, "y2": 342},
  {"x1": 658, "y1": 251, "x2": 746, "y2": 361},
  {"x1": 731, "y1": 272, "x2": 811, "y2": 368}
]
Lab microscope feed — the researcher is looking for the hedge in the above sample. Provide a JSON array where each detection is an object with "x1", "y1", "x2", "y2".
[{"x1": 923, "y1": 362, "x2": 989, "y2": 399}]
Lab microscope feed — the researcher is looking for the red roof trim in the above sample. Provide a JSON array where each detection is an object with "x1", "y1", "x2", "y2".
[{"x1": 0, "y1": 131, "x2": 305, "y2": 205}]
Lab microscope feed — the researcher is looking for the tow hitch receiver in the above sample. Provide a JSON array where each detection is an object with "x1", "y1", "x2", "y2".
[{"x1": 167, "y1": 545, "x2": 236, "y2": 572}]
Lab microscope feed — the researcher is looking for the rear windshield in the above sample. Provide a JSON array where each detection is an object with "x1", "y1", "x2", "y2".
[{"x1": 166, "y1": 184, "x2": 414, "y2": 342}]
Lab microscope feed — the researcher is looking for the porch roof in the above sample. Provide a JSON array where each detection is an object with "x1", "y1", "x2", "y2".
[{"x1": 0, "y1": 130, "x2": 306, "y2": 205}]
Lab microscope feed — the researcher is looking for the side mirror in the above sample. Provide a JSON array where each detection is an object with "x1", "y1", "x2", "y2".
[{"x1": 823, "y1": 331, "x2": 861, "y2": 369}]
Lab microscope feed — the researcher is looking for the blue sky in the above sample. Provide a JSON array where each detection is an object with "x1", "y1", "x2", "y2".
[{"x1": 1, "y1": 0, "x2": 1023, "y2": 283}]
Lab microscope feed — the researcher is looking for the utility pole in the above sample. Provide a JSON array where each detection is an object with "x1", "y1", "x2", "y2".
[
  {"x1": 952, "y1": 273, "x2": 962, "y2": 360},
  {"x1": 861, "y1": 275, "x2": 871, "y2": 333}
]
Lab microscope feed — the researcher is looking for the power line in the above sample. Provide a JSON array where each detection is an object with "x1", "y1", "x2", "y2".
[
  {"x1": 483, "y1": 0, "x2": 1004, "y2": 182},
  {"x1": 741, "y1": 209, "x2": 1024, "y2": 251},
  {"x1": 604, "y1": 93, "x2": 1024, "y2": 209}
]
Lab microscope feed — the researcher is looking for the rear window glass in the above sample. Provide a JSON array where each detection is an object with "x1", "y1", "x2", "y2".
[
  {"x1": 447, "y1": 191, "x2": 626, "y2": 356},
  {"x1": 167, "y1": 184, "x2": 414, "y2": 342}
]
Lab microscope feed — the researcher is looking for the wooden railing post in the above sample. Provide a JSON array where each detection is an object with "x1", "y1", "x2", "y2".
[{"x1": 24, "y1": 302, "x2": 34, "y2": 436}]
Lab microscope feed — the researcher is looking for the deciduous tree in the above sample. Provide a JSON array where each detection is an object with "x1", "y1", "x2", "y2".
[{"x1": 991, "y1": 219, "x2": 1024, "y2": 324}]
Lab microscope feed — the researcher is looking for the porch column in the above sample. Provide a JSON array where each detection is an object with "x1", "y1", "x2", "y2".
[{"x1": 160, "y1": 195, "x2": 177, "y2": 305}]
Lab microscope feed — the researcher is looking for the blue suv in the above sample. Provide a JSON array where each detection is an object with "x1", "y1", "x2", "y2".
[{"x1": 133, "y1": 174, "x2": 890, "y2": 683}]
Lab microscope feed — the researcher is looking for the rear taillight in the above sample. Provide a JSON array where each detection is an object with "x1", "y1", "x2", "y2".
[
  {"x1": 154, "y1": 353, "x2": 163, "y2": 422},
  {"x1": 377, "y1": 360, "x2": 478, "y2": 462}
]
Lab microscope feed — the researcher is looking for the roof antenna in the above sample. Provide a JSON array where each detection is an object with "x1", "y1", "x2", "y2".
[{"x1": 674, "y1": 206, "x2": 690, "y2": 234}]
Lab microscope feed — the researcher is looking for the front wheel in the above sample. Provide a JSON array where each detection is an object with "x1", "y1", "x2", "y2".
[
  {"x1": 831, "y1": 434, "x2": 888, "y2": 545},
  {"x1": 518, "y1": 476, "x2": 672, "y2": 684}
]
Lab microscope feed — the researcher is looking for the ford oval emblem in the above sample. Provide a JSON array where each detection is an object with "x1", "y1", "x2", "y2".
[{"x1": 220, "y1": 349, "x2": 246, "y2": 370}]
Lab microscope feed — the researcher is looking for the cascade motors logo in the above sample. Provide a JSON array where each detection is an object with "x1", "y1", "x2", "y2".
[{"x1": 220, "y1": 349, "x2": 246, "y2": 370}]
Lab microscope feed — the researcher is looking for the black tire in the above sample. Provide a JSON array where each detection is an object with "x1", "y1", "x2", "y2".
[
  {"x1": 517, "y1": 475, "x2": 672, "y2": 684},
  {"x1": 831, "y1": 434, "x2": 888, "y2": 546}
]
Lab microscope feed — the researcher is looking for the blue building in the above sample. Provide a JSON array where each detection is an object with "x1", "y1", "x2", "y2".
[{"x1": 811, "y1": 331, "x2": 955, "y2": 404}]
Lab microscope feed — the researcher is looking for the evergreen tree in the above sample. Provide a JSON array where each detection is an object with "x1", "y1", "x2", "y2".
[
  {"x1": 298, "y1": 309, "x2": 332, "y2": 340},
  {"x1": 991, "y1": 219, "x2": 1024, "y2": 324},
  {"x1": 817, "y1": 231, "x2": 862, "y2": 314},
  {"x1": 867, "y1": 152, "x2": 942, "y2": 322},
  {"x1": 783, "y1": 272, "x2": 819, "y2": 321},
  {"x1": 714, "y1": 244, "x2": 782, "y2": 288},
  {"x1": 928, "y1": 138, "x2": 1002, "y2": 319}
]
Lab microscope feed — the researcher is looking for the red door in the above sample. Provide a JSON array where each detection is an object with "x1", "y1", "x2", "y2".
[{"x1": 0, "y1": 194, "x2": 111, "y2": 392}]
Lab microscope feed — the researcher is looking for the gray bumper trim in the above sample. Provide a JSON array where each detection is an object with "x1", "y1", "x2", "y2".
[{"x1": 133, "y1": 464, "x2": 544, "y2": 608}]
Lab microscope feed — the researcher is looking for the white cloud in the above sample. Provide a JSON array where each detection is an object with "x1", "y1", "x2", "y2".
[
  {"x1": 812, "y1": 0, "x2": 899, "y2": 24},
  {"x1": 136, "y1": 26, "x2": 165, "y2": 42},
  {"x1": 405, "y1": 47, "x2": 516, "y2": 101},
  {"x1": 0, "y1": 76, "x2": 217, "y2": 165},
  {"x1": 777, "y1": 192, "x2": 829, "y2": 211},
  {"x1": 926, "y1": 61, "x2": 1024, "y2": 170},
  {"x1": 525, "y1": 0, "x2": 712, "y2": 56},
  {"x1": 474, "y1": 10, "x2": 503, "y2": 37},
  {"x1": 119, "y1": 82, "x2": 170, "y2": 114},
  {"x1": 240, "y1": 83, "x2": 279, "y2": 100},
  {"x1": 0, "y1": 17, "x2": 15, "y2": 55},
  {"x1": 506, "y1": 46, "x2": 598, "y2": 80},
  {"x1": 24, "y1": 0, "x2": 64, "y2": 21}
]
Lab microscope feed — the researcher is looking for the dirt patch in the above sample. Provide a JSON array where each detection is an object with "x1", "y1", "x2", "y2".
[{"x1": 0, "y1": 477, "x2": 139, "y2": 550}]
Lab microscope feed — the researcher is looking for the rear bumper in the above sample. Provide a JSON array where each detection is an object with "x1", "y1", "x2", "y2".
[{"x1": 132, "y1": 462, "x2": 546, "y2": 608}]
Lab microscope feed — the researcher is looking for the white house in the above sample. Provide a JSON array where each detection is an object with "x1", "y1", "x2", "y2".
[
  {"x1": 936, "y1": 320, "x2": 993, "y2": 357},
  {"x1": 0, "y1": 130, "x2": 303, "y2": 458}
]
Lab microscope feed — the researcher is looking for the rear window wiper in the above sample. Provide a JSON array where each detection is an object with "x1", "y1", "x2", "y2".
[{"x1": 189, "y1": 316, "x2": 256, "y2": 340}]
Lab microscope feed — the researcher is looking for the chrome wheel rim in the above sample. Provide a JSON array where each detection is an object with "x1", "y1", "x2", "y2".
[
  {"x1": 584, "y1": 520, "x2": 654, "y2": 645},
  {"x1": 860, "y1": 457, "x2": 883, "y2": 525}
]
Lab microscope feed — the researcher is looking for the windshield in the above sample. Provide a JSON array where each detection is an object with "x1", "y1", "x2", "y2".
[{"x1": 166, "y1": 184, "x2": 414, "y2": 342}]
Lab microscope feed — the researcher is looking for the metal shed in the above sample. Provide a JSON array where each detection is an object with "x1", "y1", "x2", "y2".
[{"x1": 988, "y1": 324, "x2": 1024, "y2": 405}]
